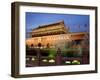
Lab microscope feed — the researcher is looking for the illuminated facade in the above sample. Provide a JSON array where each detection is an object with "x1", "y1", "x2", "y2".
[{"x1": 26, "y1": 21, "x2": 88, "y2": 48}]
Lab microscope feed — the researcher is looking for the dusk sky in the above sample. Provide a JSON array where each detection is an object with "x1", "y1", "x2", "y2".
[{"x1": 26, "y1": 12, "x2": 89, "y2": 34}]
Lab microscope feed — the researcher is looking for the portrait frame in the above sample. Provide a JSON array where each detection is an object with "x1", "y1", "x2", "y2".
[{"x1": 11, "y1": 2, "x2": 98, "y2": 78}]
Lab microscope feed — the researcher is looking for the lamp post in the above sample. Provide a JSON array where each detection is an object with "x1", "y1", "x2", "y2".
[
  {"x1": 56, "y1": 48, "x2": 62, "y2": 65},
  {"x1": 37, "y1": 43, "x2": 42, "y2": 66}
]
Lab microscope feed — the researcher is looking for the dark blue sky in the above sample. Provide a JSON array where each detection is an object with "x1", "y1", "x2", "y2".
[{"x1": 26, "y1": 12, "x2": 89, "y2": 33}]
